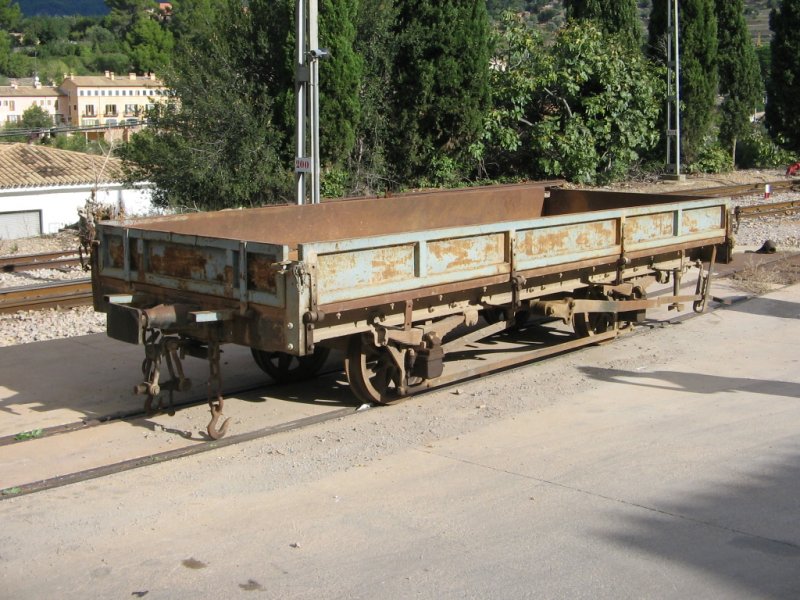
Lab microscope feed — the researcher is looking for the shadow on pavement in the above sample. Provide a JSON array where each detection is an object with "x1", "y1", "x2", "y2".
[
  {"x1": 579, "y1": 366, "x2": 800, "y2": 399},
  {"x1": 721, "y1": 296, "x2": 800, "y2": 319},
  {"x1": 596, "y1": 451, "x2": 800, "y2": 598}
]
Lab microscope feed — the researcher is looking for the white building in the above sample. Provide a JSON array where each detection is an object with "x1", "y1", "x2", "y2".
[{"x1": 0, "y1": 143, "x2": 155, "y2": 240}]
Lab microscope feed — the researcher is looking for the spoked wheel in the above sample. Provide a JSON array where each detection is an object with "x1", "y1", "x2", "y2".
[
  {"x1": 344, "y1": 335, "x2": 406, "y2": 405},
  {"x1": 572, "y1": 289, "x2": 618, "y2": 339},
  {"x1": 251, "y1": 346, "x2": 331, "y2": 383}
]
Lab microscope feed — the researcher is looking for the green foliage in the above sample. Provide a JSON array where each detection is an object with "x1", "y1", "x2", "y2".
[
  {"x1": 126, "y1": 16, "x2": 173, "y2": 73},
  {"x1": 348, "y1": 0, "x2": 396, "y2": 194},
  {"x1": 736, "y1": 124, "x2": 796, "y2": 167},
  {"x1": 319, "y1": 0, "x2": 362, "y2": 167},
  {"x1": 649, "y1": 0, "x2": 719, "y2": 163},
  {"x1": 388, "y1": 0, "x2": 490, "y2": 186},
  {"x1": 116, "y1": 0, "x2": 294, "y2": 210},
  {"x1": 766, "y1": 0, "x2": 800, "y2": 151},
  {"x1": 479, "y1": 16, "x2": 663, "y2": 184},
  {"x1": 564, "y1": 0, "x2": 643, "y2": 48},
  {"x1": 320, "y1": 166, "x2": 349, "y2": 198},
  {"x1": 48, "y1": 132, "x2": 110, "y2": 154},
  {"x1": 685, "y1": 141, "x2": 733, "y2": 173},
  {"x1": 14, "y1": 428, "x2": 42, "y2": 440},
  {"x1": 716, "y1": 0, "x2": 763, "y2": 160},
  {"x1": 0, "y1": 0, "x2": 21, "y2": 29},
  {"x1": 20, "y1": 103, "x2": 52, "y2": 128}
]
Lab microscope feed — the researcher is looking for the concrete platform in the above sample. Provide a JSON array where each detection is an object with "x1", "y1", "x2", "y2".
[{"x1": 0, "y1": 275, "x2": 798, "y2": 597}]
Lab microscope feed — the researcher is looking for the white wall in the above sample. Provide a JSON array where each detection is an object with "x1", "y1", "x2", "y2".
[{"x1": 0, "y1": 182, "x2": 157, "y2": 239}]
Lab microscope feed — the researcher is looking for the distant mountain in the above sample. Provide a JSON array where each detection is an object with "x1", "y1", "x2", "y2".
[{"x1": 17, "y1": 1, "x2": 109, "y2": 16}]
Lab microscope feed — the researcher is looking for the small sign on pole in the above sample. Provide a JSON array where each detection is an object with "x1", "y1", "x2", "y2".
[{"x1": 295, "y1": 157, "x2": 312, "y2": 173}]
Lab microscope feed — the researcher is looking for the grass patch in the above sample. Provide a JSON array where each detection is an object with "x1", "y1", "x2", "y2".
[{"x1": 14, "y1": 429, "x2": 43, "y2": 441}]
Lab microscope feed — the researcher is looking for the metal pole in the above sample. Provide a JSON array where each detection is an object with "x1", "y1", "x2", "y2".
[
  {"x1": 673, "y1": 0, "x2": 682, "y2": 176},
  {"x1": 665, "y1": 0, "x2": 672, "y2": 171},
  {"x1": 295, "y1": 0, "x2": 307, "y2": 205},
  {"x1": 309, "y1": 0, "x2": 321, "y2": 205},
  {"x1": 664, "y1": 0, "x2": 683, "y2": 180}
]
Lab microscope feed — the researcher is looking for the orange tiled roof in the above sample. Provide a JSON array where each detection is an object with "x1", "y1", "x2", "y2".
[{"x1": 0, "y1": 143, "x2": 124, "y2": 189}]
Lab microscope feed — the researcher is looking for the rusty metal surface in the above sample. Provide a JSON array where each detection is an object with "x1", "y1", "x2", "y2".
[
  {"x1": 106, "y1": 184, "x2": 547, "y2": 246},
  {"x1": 0, "y1": 279, "x2": 92, "y2": 313},
  {"x1": 94, "y1": 185, "x2": 730, "y2": 355}
]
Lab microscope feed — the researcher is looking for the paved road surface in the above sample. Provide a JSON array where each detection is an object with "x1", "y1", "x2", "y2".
[{"x1": 1, "y1": 283, "x2": 799, "y2": 599}]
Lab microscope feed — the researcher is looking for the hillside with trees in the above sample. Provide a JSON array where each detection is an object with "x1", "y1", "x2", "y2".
[{"x1": 0, "y1": 0, "x2": 796, "y2": 209}]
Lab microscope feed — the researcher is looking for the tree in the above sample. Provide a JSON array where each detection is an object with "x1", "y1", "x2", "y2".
[
  {"x1": 715, "y1": 0, "x2": 762, "y2": 162},
  {"x1": 319, "y1": 0, "x2": 362, "y2": 168},
  {"x1": 116, "y1": 0, "x2": 294, "y2": 210},
  {"x1": 348, "y1": 0, "x2": 397, "y2": 194},
  {"x1": 563, "y1": 0, "x2": 643, "y2": 48},
  {"x1": 649, "y1": 0, "x2": 718, "y2": 163},
  {"x1": 126, "y1": 16, "x2": 173, "y2": 72},
  {"x1": 104, "y1": 0, "x2": 157, "y2": 37},
  {"x1": 20, "y1": 104, "x2": 52, "y2": 128},
  {"x1": 766, "y1": 0, "x2": 800, "y2": 150},
  {"x1": 388, "y1": 0, "x2": 490, "y2": 186},
  {"x1": 477, "y1": 16, "x2": 663, "y2": 184},
  {"x1": 0, "y1": 0, "x2": 20, "y2": 30}
]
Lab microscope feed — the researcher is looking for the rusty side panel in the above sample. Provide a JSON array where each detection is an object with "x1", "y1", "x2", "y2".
[
  {"x1": 247, "y1": 253, "x2": 278, "y2": 292},
  {"x1": 544, "y1": 189, "x2": 705, "y2": 216},
  {"x1": 426, "y1": 233, "x2": 506, "y2": 276},
  {"x1": 625, "y1": 212, "x2": 675, "y2": 244},
  {"x1": 147, "y1": 243, "x2": 216, "y2": 281},
  {"x1": 316, "y1": 244, "x2": 417, "y2": 298},
  {"x1": 515, "y1": 219, "x2": 619, "y2": 265},
  {"x1": 682, "y1": 205, "x2": 725, "y2": 234}
]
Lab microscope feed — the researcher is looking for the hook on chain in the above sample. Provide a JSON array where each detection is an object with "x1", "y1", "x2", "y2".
[{"x1": 206, "y1": 341, "x2": 230, "y2": 440}]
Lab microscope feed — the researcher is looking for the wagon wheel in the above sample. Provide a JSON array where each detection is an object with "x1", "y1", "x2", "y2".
[
  {"x1": 344, "y1": 335, "x2": 405, "y2": 405},
  {"x1": 251, "y1": 346, "x2": 331, "y2": 383},
  {"x1": 572, "y1": 289, "x2": 618, "y2": 338}
]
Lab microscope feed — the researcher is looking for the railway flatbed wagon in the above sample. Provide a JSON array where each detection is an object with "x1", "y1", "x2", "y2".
[{"x1": 91, "y1": 183, "x2": 732, "y2": 438}]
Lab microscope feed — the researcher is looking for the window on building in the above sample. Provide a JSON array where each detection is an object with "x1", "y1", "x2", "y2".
[
  {"x1": 115, "y1": 90, "x2": 120, "y2": 95},
  {"x1": 80, "y1": 90, "x2": 85, "y2": 96},
  {"x1": 85, "y1": 105, "x2": 96, "y2": 117},
  {"x1": 105, "y1": 104, "x2": 118, "y2": 116},
  {"x1": 7, "y1": 115, "x2": 18, "y2": 122},
  {"x1": 94, "y1": 90, "x2": 99, "y2": 96},
  {"x1": 9, "y1": 101, "x2": 14, "y2": 111},
  {"x1": 124, "y1": 104, "x2": 138, "y2": 116}
]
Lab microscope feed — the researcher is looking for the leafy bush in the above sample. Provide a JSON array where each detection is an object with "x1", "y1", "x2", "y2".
[
  {"x1": 686, "y1": 141, "x2": 734, "y2": 174},
  {"x1": 736, "y1": 125, "x2": 796, "y2": 168}
]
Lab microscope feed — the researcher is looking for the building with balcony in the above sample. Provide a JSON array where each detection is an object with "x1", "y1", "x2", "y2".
[{"x1": 59, "y1": 72, "x2": 168, "y2": 128}]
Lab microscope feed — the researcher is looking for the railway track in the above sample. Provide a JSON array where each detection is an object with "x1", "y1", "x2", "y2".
[
  {"x1": 2, "y1": 249, "x2": 799, "y2": 500},
  {"x1": 0, "y1": 278, "x2": 92, "y2": 314},
  {"x1": 0, "y1": 249, "x2": 82, "y2": 272}
]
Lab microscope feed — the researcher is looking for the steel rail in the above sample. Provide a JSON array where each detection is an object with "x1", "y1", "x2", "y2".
[
  {"x1": 0, "y1": 250, "x2": 82, "y2": 273},
  {"x1": 734, "y1": 199, "x2": 800, "y2": 223},
  {"x1": 663, "y1": 179, "x2": 800, "y2": 198},
  {"x1": 0, "y1": 278, "x2": 92, "y2": 314}
]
